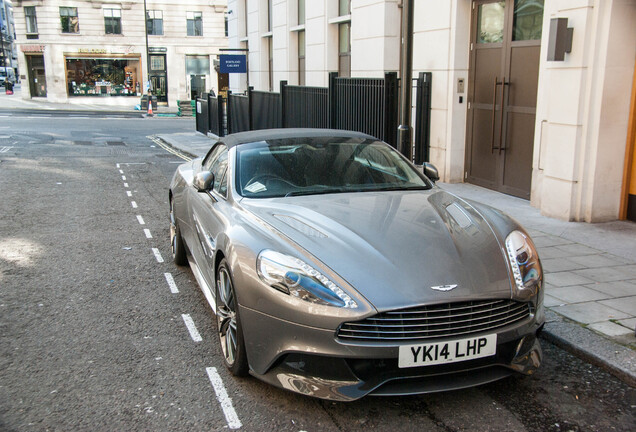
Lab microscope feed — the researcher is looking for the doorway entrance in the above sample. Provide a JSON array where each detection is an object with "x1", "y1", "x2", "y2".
[
  {"x1": 465, "y1": 0, "x2": 544, "y2": 199},
  {"x1": 26, "y1": 55, "x2": 47, "y2": 97},
  {"x1": 190, "y1": 75, "x2": 206, "y2": 100},
  {"x1": 149, "y1": 54, "x2": 167, "y2": 103}
]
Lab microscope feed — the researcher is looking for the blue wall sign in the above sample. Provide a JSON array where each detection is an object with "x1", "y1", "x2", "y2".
[{"x1": 219, "y1": 55, "x2": 247, "y2": 74}]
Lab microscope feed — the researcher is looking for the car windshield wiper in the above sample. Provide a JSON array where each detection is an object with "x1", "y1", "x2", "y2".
[
  {"x1": 285, "y1": 187, "x2": 348, "y2": 197},
  {"x1": 367, "y1": 185, "x2": 431, "y2": 192}
]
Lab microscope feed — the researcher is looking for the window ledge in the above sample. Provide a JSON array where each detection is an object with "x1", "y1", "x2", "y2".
[
  {"x1": 239, "y1": 36, "x2": 248, "y2": 42},
  {"x1": 290, "y1": 24, "x2": 305, "y2": 32},
  {"x1": 261, "y1": 31, "x2": 273, "y2": 38},
  {"x1": 328, "y1": 15, "x2": 351, "y2": 25}
]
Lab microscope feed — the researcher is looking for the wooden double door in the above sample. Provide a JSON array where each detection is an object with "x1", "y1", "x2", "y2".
[{"x1": 465, "y1": 0, "x2": 544, "y2": 199}]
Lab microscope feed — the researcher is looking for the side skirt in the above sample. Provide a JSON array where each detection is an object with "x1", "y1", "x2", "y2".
[{"x1": 187, "y1": 255, "x2": 218, "y2": 315}]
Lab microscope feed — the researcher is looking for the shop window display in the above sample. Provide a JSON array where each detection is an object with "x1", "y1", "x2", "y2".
[{"x1": 66, "y1": 58, "x2": 140, "y2": 97}]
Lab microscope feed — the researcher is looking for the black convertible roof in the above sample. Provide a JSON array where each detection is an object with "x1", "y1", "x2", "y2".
[{"x1": 218, "y1": 128, "x2": 376, "y2": 148}]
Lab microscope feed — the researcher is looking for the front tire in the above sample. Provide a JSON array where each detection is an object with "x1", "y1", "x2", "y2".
[
  {"x1": 215, "y1": 258, "x2": 248, "y2": 376},
  {"x1": 170, "y1": 198, "x2": 187, "y2": 266}
]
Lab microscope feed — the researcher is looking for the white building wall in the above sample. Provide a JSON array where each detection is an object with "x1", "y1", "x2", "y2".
[
  {"x1": 411, "y1": 0, "x2": 470, "y2": 183},
  {"x1": 532, "y1": 0, "x2": 636, "y2": 222}
]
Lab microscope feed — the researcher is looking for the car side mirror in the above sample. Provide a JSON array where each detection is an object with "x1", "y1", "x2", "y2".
[
  {"x1": 423, "y1": 162, "x2": 440, "y2": 183},
  {"x1": 193, "y1": 171, "x2": 215, "y2": 192}
]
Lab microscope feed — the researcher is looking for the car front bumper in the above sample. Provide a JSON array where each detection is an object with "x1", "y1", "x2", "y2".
[{"x1": 240, "y1": 304, "x2": 544, "y2": 401}]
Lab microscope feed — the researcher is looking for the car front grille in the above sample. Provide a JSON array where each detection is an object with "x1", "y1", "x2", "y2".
[{"x1": 337, "y1": 299, "x2": 532, "y2": 343}]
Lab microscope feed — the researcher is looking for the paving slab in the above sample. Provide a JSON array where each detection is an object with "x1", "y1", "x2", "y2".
[
  {"x1": 598, "y1": 296, "x2": 636, "y2": 316},
  {"x1": 585, "y1": 280, "x2": 636, "y2": 297},
  {"x1": 551, "y1": 302, "x2": 630, "y2": 324},
  {"x1": 545, "y1": 271, "x2": 596, "y2": 287},
  {"x1": 568, "y1": 254, "x2": 626, "y2": 269},
  {"x1": 588, "y1": 321, "x2": 635, "y2": 337},
  {"x1": 554, "y1": 243, "x2": 603, "y2": 256},
  {"x1": 547, "y1": 285, "x2": 612, "y2": 303},
  {"x1": 574, "y1": 267, "x2": 635, "y2": 283},
  {"x1": 541, "y1": 257, "x2": 587, "y2": 273}
]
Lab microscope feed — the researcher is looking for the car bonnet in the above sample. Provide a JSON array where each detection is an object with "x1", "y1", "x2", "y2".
[{"x1": 240, "y1": 189, "x2": 513, "y2": 312}]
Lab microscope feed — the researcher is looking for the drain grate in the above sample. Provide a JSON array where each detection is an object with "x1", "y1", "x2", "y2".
[{"x1": 107, "y1": 141, "x2": 126, "y2": 146}]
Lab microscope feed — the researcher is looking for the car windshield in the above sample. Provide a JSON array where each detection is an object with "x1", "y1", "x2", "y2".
[{"x1": 236, "y1": 137, "x2": 432, "y2": 198}]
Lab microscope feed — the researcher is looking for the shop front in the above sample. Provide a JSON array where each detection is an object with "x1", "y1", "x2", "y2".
[{"x1": 64, "y1": 53, "x2": 141, "y2": 98}]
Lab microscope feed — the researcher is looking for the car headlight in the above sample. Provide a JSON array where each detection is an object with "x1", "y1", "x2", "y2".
[
  {"x1": 505, "y1": 230, "x2": 542, "y2": 299},
  {"x1": 257, "y1": 250, "x2": 357, "y2": 308}
]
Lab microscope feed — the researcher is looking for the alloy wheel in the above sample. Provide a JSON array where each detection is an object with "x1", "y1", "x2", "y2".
[{"x1": 217, "y1": 266, "x2": 238, "y2": 366}]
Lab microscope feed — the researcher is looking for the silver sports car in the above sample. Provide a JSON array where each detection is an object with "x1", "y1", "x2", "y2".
[{"x1": 169, "y1": 129, "x2": 544, "y2": 401}]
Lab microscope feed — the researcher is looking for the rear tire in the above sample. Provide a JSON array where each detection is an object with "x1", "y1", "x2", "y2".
[
  {"x1": 215, "y1": 258, "x2": 249, "y2": 376},
  {"x1": 170, "y1": 198, "x2": 187, "y2": 266}
]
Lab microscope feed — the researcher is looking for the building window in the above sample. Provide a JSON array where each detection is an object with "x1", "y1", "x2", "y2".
[
  {"x1": 298, "y1": 30, "x2": 305, "y2": 86},
  {"x1": 187, "y1": 11, "x2": 203, "y2": 36},
  {"x1": 146, "y1": 10, "x2": 163, "y2": 36},
  {"x1": 298, "y1": 0, "x2": 305, "y2": 25},
  {"x1": 66, "y1": 57, "x2": 140, "y2": 97},
  {"x1": 338, "y1": 22, "x2": 351, "y2": 77},
  {"x1": 267, "y1": 0, "x2": 273, "y2": 32},
  {"x1": 339, "y1": 0, "x2": 351, "y2": 16},
  {"x1": 224, "y1": 12, "x2": 229, "y2": 37},
  {"x1": 24, "y1": 6, "x2": 38, "y2": 38},
  {"x1": 104, "y1": 8, "x2": 122, "y2": 35},
  {"x1": 60, "y1": 7, "x2": 79, "y2": 34}
]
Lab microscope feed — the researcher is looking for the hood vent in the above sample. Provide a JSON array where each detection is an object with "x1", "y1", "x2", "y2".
[{"x1": 274, "y1": 214, "x2": 328, "y2": 238}]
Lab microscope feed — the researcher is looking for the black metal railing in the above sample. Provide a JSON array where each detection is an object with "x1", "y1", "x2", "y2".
[
  {"x1": 195, "y1": 71, "x2": 428, "y2": 161},
  {"x1": 207, "y1": 93, "x2": 224, "y2": 137},
  {"x1": 281, "y1": 82, "x2": 329, "y2": 128},
  {"x1": 227, "y1": 93, "x2": 249, "y2": 134},
  {"x1": 251, "y1": 89, "x2": 282, "y2": 130},
  {"x1": 195, "y1": 96, "x2": 209, "y2": 135},
  {"x1": 329, "y1": 72, "x2": 398, "y2": 148},
  {"x1": 414, "y1": 72, "x2": 432, "y2": 164}
]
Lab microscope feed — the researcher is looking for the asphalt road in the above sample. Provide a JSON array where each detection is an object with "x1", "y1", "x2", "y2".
[{"x1": 0, "y1": 114, "x2": 634, "y2": 431}]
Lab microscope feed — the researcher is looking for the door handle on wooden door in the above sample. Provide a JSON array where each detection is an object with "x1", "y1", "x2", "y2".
[{"x1": 499, "y1": 79, "x2": 509, "y2": 155}]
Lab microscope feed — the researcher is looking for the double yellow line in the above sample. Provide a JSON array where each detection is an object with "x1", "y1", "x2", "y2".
[{"x1": 147, "y1": 135, "x2": 193, "y2": 162}]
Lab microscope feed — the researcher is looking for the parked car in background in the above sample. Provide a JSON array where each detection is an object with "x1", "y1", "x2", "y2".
[{"x1": 169, "y1": 129, "x2": 545, "y2": 401}]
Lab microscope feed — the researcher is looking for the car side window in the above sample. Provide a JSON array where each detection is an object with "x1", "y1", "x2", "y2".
[
  {"x1": 210, "y1": 148, "x2": 228, "y2": 197},
  {"x1": 217, "y1": 167, "x2": 228, "y2": 197},
  {"x1": 203, "y1": 144, "x2": 225, "y2": 171}
]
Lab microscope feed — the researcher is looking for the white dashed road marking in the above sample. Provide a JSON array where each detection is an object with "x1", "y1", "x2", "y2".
[
  {"x1": 144, "y1": 229, "x2": 153, "y2": 239},
  {"x1": 131, "y1": 201, "x2": 138, "y2": 208},
  {"x1": 124, "y1": 183, "x2": 129, "y2": 188},
  {"x1": 152, "y1": 248, "x2": 164, "y2": 263},
  {"x1": 122, "y1": 175, "x2": 126, "y2": 181},
  {"x1": 206, "y1": 367, "x2": 242, "y2": 430},
  {"x1": 182, "y1": 314, "x2": 202, "y2": 342},
  {"x1": 136, "y1": 215, "x2": 145, "y2": 225},
  {"x1": 127, "y1": 191, "x2": 132, "y2": 197},
  {"x1": 164, "y1": 273, "x2": 179, "y2": 294}
]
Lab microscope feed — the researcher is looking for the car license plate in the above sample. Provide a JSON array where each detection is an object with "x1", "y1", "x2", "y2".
[{"x1": 398, "y1": 334, "x2": 497, "y2": 368}]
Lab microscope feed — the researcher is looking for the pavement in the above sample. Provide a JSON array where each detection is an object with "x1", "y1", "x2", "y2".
[
  {"x1": 0, "y1": 83, "x2": 180, "y2": 115},
  {"x1": 156, "y1": 130, "x2": 636, "y2": 388},
  {"x1": 3, "y1": 89, "x2": 634, "y2": 386}
]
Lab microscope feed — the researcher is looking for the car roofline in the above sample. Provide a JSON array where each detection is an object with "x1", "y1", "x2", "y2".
[{"x1": 218, "y1": 128, "x2": 377, "y2": 149}]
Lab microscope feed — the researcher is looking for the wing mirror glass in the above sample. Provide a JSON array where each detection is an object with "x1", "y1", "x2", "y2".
[
  {"x1": 423, "y1": 162, "x2": 440, "y2": 183},
  {"x1": 193, "y1": 171, "x2": 215, "y2": 192}
]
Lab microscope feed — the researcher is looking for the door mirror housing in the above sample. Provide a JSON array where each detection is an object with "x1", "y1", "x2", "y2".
[
  {"x1": 423, "y1": 162, "x2": 440, "y2": 183},
  {"x1": 193, "y1": 171, "x2": 215, "y2": 192}
]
